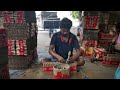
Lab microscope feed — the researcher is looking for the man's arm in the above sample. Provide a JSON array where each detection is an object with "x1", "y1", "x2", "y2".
[
  {"x1": 49, "y1": 33, "x2": 65, "y2": 62},
  {"x1": 112, "y1": 35, "x2": 118, "y2": 43},
  {"x1": 69, "y1": 48, "x2": 80, "y2": 62},
  {"x1": 69, "y1": 35, "x2": 80, "y2": 61},
  {"x1": 49, "y1": 45, "x2": 65, "y2": 62}
]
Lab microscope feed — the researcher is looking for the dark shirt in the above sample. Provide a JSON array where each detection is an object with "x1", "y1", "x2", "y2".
[{"x1": 50, "y1": 31, "x2": 80, "y2": 59}]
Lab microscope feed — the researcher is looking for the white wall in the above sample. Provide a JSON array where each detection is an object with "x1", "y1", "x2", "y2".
[
  {"x1": 35, "y1": 11, "x2": 79, "y2": 28},
  {"x1": 57, "y1": 11, "x2": 79, "y2": 27}
]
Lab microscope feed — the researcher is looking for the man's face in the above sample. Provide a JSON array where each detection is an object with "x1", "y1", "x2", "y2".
[{"x1": 61, "y1": 28, "x2": 70, "y2": 37}]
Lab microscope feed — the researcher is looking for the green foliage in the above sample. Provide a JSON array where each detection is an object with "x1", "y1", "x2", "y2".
[{"x1": 70, "y1": 11, "x2": 80, "y2": 19}]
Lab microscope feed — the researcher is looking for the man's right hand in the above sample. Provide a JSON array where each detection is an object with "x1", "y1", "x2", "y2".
[
  {"x1": 112, "y1": 39, "x2": 116, "y2": 43},
  {"x1": 58, "y1": 56, "x2": 65, "y2": 63}
]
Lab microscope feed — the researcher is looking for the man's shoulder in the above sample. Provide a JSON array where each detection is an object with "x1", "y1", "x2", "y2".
[
  {"x1": 51, "y1": 32, "x2": 61, "y2": 40},
  {"x1": 70, "y1": 32, "x2": 76, "y2": 38},
  {"x1": 53, "y1": 32, "x2": 61, "y2": 37}
]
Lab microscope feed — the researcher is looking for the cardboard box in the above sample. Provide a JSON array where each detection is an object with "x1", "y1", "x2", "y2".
[
  {"x1": 84, "y1": 16, "x2": 99, "y2": 29},
  {"x1": 43, "y1": 62, "x2": 60, "y2": 72},
  {"x1": 102, "y1": 60, "x2": 120, "y2": 65},
  {"x1": 98, "y1": 39, "x2": 112, "y2": 44},
  {"x1": 43, "y1": 61, "x2": 77, "y2": 72},
  {"x1": 103, "y1": 54, "x2": 120, "y2": 61},
  {"x1": 99, "y1": 32, "x2": 114, "y2": 39},
  {"x1": 8, "y1": 55, "x2": 33, "y2": 70}
]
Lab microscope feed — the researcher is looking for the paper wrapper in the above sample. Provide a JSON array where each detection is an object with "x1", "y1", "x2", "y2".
[
  {"x1": 43, "y1": 61, "x2": 61, "y2": 72},
  {"x1": 68, "y1": 61, "x2": 77, "y2": 72}
]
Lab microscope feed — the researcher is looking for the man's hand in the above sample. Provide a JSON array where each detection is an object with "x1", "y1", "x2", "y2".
[
  {"x1": 49, "y1": 45, "x2": 65, "y2": 63},
  {"x1": 58, "y1": 56, "x2": 65, "y2": 63},
  {"x1": 68, "y1": 56, "x2": 76, "y2": 62},
  {"x1": 112, "y1": 38, "x2": 116, "y2": 43}
]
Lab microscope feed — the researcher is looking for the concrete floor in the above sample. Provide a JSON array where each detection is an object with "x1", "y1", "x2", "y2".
[{"x1": 9, "y1": 28, "x2": 118, "y2": 79}]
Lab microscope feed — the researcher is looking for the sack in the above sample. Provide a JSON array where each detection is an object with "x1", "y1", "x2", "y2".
[{"x1": 114, "y1": 64, "x2": 120, "y2": 79}]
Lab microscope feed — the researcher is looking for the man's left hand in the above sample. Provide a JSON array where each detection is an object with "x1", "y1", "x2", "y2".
[{"x1": 68, "y1": 56, "x2": 76, "y2": 62}]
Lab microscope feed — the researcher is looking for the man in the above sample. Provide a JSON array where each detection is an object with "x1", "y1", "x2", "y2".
[
  {"x1": 112, "y1": 23, "x2": 120, "y2": 44},
  {"x1": 48, "y1": 18, "x2": 85, "y2": 66},
  {"x1": 110, "y1": 22, "x2": 120, "y2": 53},
  {"x1": 113, "y1": 23, "x2": 120, "y2": 79}
]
